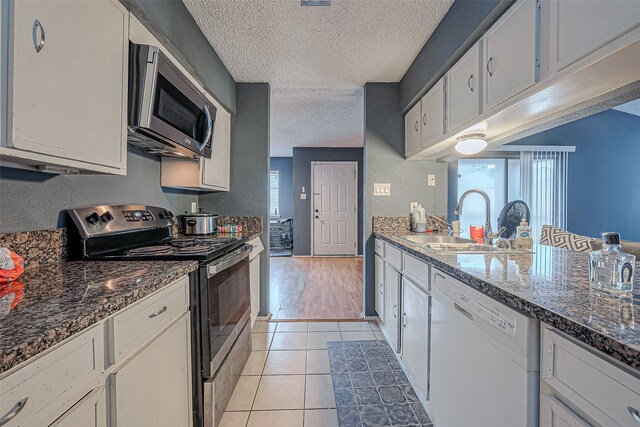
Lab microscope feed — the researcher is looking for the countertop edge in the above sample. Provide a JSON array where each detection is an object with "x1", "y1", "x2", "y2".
[
  {"x1": 0, "y1": 261, "x2": 199, "y2": 376},
  {"x1": 374, "y1": 232, "x2": 640, "y2": 372}
]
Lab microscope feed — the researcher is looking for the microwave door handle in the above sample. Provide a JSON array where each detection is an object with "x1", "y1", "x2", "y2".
[{"x1": 196, "y1": 104, "x2": 213, "y2": 153}]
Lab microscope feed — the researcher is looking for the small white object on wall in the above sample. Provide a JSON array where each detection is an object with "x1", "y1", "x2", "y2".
[{"x1": 373, "y1": 183, "x2": 391, "y2": 196}]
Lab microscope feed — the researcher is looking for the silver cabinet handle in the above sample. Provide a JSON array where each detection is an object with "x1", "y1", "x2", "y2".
[
  {"x1": 414, "y1": 121, "x2": 418, "y2": 132},
  {"x1": 392, "y1": 304, "x2": 397, "y2": 318},
  {"x1": 379, "y1": 283, "x2": 383, "y2": 294},
  {"x1": 487, "y1": 57, "x2": 494, "y2": 77},
  {"x1": 467, "y1": 74, "x2": 474, "y2": 92},
  {"x1": 0, "y1": 397, "x2": 28, "y2": 426},
  {"x1": 422, "y1": 113, "x2": 427, "y2": 125},
  {"x1": 148, "y1": 306, "x2": 167, "y2": 318},
  {"x1": 32, "y1": 19, "x2": 45, "y2": 53},
  {"x1": 402, "y1": 313, "x2": 408, "y2": 327},
  {"x1": 629, "y1": 406, "x2": 640, "y2": 423}
]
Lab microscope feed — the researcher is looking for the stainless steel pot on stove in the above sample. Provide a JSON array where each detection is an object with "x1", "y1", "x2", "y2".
[{"x1": 179, "y1": 211, "x2": 218, "y2": 235}]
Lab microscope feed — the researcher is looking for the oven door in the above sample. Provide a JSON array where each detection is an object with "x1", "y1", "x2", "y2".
[{"x1": 200, "y1": 245, "x2": 252, "y2": 378}]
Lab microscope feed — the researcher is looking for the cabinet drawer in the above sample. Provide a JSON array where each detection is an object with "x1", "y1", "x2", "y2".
[
  {"x1": 402, "y1": 253, "x2": 429, "y2": 292},
  {"x1": 375, "y1": 239, "x2": 384, "y2": 255},
  {"x1": 0, "y1": 325, "x2": 104, "y2": 427},
  {"x1": 541, "y1": 326, "x2": 640, "y2": 427},
  {"x1": 109, "y1": 275, "x2": 189, "y2": 365},
  {"x1": 384, "y1": 244, "x2": 402, "y2": 270}
]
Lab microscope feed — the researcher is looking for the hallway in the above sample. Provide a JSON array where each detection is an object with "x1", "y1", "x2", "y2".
[{"x1": 269, "y1": 257, "x2": 363, "y2": 320}]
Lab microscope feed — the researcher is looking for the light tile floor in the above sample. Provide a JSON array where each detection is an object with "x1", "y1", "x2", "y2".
[{"x1": 219, "y1": 321, "x2": 386, "y2": 427}]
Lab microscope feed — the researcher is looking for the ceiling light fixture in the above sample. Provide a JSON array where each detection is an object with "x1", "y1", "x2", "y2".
[
  {"x1": 455, "y1": 134, "x2": 488, "y2": 155},
  {"x1": 301, "y1": 0, "x2": 331, "y2": 6}
]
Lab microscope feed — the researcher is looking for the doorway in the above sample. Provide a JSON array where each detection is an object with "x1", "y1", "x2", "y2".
[{"x1": 311, "y1": 161, "x2": 358, "y2": 256}]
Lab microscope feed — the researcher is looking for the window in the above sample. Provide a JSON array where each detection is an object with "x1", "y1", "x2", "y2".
[
  {"x1": 270, "y1": 171, "x2": 280, "y2": 218},
  {"x1": 457, "y1": 148, "x2": 570, "y2": 241}
]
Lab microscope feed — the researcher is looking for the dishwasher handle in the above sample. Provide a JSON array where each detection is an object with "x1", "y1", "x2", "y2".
[{"x1": 453, "y1": 302, "x2": 474, "y2": 321}]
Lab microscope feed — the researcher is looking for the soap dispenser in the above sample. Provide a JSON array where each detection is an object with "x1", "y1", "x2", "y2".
[{"x1": 514, "y1": 218, "x2": 533, "y2": 251}]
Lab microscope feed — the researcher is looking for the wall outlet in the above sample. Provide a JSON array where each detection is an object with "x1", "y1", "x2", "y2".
[
  {"x1": 373, "y1": 183, "x2": 391, "y2": 196},
  {"x1": 410, "y1": 202, "x2": 418, "y2": 212},
  {"x1": 300, "y1": 193, "x2": 307, "y2": 200},
  {"x1": 191, "y1": 202, "x2": 197, "y2": 213},
  {"x1": 427, "y1": 174, "x2": 436, "y2": 187}
]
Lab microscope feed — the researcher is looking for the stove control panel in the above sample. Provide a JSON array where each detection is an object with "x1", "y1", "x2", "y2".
[
  {"x1": 123, "y1": 210, "x2": 155, "y2": 222},
  {"x1": 68, "y1": 205, "x2": 175, "y2": 238}
]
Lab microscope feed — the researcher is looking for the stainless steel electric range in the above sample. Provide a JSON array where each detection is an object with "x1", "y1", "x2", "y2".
[{"x1": 67, "y1": 204, "x2": 252, "y2": 427}]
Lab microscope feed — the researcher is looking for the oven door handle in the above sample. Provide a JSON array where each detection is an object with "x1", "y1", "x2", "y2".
[{"x1": 207, "y1": 245, "x2": 253, "y2": 277}]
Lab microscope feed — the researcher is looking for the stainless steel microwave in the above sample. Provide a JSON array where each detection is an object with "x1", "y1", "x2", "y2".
[{"x1": 127, "y1": 42, "x2": 216, "y2": 159}]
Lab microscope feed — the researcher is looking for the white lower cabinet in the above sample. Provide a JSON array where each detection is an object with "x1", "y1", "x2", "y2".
[
  {"x1": 540, "y1": 324, "x2": 640, "y2": 427},
  {"x1": 400, "y1": 277, "x2": 430, "y2": 397},
  {"x1": 374, "y1": 253, "x2": 385, "y2": 323},
  {"x1": 50, "y1": 387, "x2": 106, "y2": 427},
  {"x1": 110, "y1": 313, "x2": 191, "y2": 427},
  {"x1": 383, "y1": 263, "x2": 401, "y2": 352},
  {"x1": 0, "y1": 276, "x2": 191, "y2": 427}
]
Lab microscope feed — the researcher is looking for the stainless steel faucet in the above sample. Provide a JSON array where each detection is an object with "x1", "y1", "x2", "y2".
[{"x1": 454, "y1": 189, "x2": 494, "y2": 245}]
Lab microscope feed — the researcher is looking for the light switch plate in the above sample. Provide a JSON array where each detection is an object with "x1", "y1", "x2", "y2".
[
  {"x1": 427, "y1": 174, "x2": 436, "y2": 187},
  {"x1": 300, "y1": 193, "x2": 307, "y2": 200},
  {"x1": 374, "y1": 183, "x2": 391, "y2": 196}
]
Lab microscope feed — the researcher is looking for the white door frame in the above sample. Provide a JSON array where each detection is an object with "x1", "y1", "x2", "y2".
[{"x1": 310, "y1": 161, "x2": 358, "y2": 257}]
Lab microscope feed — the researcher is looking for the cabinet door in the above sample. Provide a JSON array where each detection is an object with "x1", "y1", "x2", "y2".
[
  {"x1": 447, "y1": 43, "x2": 481, "y2": 131},
  {"x1": 401, "y1": 278, "x2": 429, "y2": 397},
  {"x1": 549, "y1": 0, "x2": 640, "y2": 74},
  {"x1": 374, "y1": 254, "x2": 385, "y2": 323},
  {"x1": 540, "y1": 393, "x2": 591, "y2": 427},
  {"x1": 111, "y1": 315, "x2": 192, "y2": 427},
  {"x1": 49, "y1": 387, "x2": 106, "y2": 427},
  {"x1": 483, "y1": 0, "x2": 539, "y2": 111},
  {"x1": 383, "y1": 264, "x2": 400, "y2": 352},
  {"x1": 202, "y1": 108, "x2": 231, "y2": 190},
  {"x1": 250, "y1": 254, "x2": 261, "y2": 325},
  {"x1": 404, "y1": 101, "x2": 421, "y2": 156},
  {"x1": 9, "y1": 0, "x2": 128, "y2": 171},
  {"x1": 420, "y1": 78, "x2": 445, "y2": 148}
]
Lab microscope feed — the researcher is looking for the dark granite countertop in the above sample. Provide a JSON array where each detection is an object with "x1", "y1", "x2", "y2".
[
  {"x1": 0, "y1": 260, "x2": 198, "y2": 375},
  {"x1": 375, "y1": 231, "x2": 640, "y2": 372}
]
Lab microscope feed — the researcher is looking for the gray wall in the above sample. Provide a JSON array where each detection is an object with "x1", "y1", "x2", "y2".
[
  {"x1": 122, "y1": 0, "x2": 236, "y2": 113},
  {"x1": 364, "y1": 83, "x2": 447, "y2": 316},
  {"x1": 0, "y1": 148, "x2": 198, "y2": 233},
  {"x1": 270, "y1": 157, "x2": 294, "y2": 219},
  {"x1": 292, "y1": 147, "x2": 364, "y2": 256},
  {"x1": 399, "y1": 0, "x2": 512, "y2": 112},
  {"x1": 199, "y1": 83, "x2": 271, "y2": 315}
]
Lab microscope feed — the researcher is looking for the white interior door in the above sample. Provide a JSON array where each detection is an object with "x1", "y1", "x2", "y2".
[{"x1": 312, "y1": 162, "x2": 357, "y2": 256}]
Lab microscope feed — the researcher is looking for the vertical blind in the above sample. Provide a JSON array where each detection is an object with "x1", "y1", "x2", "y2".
[
  {"x1": 270, "y1": 171, "x2": 280, "y2": 218},
  {"x1": 520, "y1": 150, "x2": 569, "y2": 241}
]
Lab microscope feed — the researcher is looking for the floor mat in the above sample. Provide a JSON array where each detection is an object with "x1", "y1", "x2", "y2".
[{"x1": 328, "y1": 340, "x2": 433, "y2": 427}]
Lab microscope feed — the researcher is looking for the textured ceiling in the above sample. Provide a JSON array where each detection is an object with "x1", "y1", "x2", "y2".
[
  {"x1": 614, "y1": 99, "x2": 640, "y2": 117},
  {"x1": 183, "y1": 0, "x2": 453, "y2": 156}
]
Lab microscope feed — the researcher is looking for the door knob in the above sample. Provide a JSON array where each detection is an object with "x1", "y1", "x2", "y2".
[
  {"x1": 315, "y1": 216, "x2": 319, "y2": 219},
  {"x1": 315, "y1": 209, "x2": 318, "y2": 213}
]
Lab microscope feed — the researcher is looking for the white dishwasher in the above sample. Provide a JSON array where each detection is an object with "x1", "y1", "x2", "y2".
[{"x1": 430, "y1": 270, "x2": 540, "y2": 427}]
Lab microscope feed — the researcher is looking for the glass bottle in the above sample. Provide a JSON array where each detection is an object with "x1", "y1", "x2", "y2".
[{"x1": 589, "y1": 232, "x2": 635, "y2": 297}]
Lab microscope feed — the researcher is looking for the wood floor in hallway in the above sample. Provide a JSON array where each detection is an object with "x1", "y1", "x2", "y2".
[{"x1": 269, "y1": 257, "x2": 363, "y2": 320}]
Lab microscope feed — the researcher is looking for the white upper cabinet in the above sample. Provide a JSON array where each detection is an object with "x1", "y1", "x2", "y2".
[
  {"x1": 420, "y1": 78, "x2": 445, "y2": 148},
  {"x1": 404, "y1": 101, "x2": 421, "y2": 156},
  {"x1": 5, "y1": 0, "x2": 128, "y2": 174},
  {"x1": 548, "y1": 0, "x2": 640, "y2": 75},
  {"x1": 447, "y1": 43, "x2": 481, "y2": 131},
  {"x1": 201, "y1": 107, "x2": 231, "y2": 190},
  {"x1": 483, "y1": 0, "x2": 539, "y2": 111}
]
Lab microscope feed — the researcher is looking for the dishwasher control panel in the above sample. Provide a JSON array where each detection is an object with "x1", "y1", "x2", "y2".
[{"x1": 455, "y1": 290, "x2": 517, "y2": 337}]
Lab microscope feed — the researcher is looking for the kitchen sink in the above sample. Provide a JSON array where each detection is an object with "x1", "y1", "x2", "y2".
[{"x1": 399, "y1": 235, "x2": 476, "y2": 245}]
